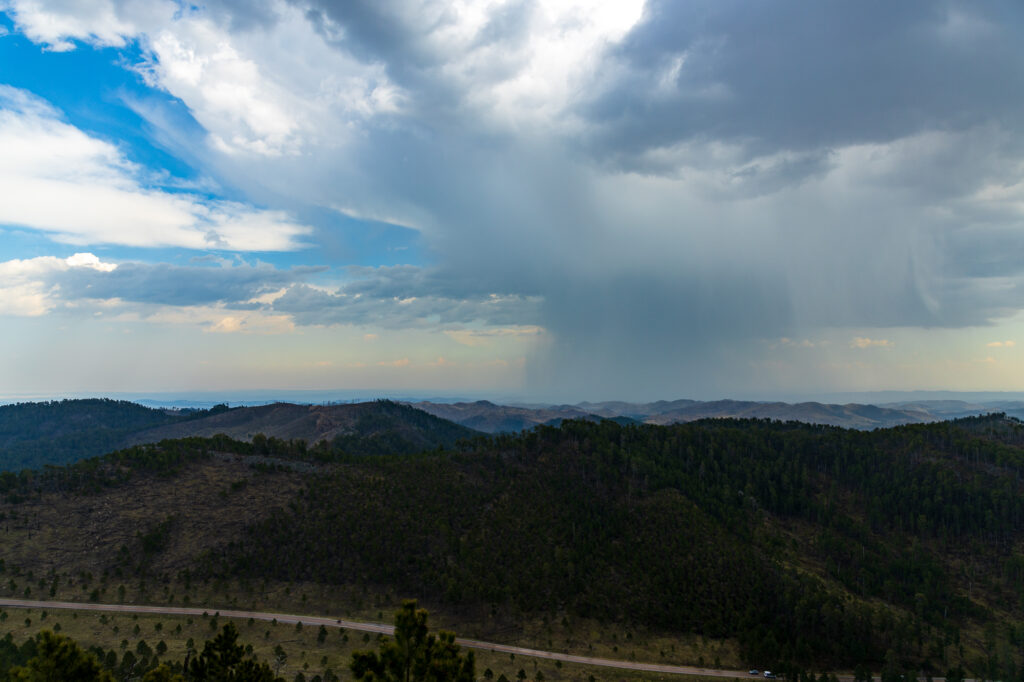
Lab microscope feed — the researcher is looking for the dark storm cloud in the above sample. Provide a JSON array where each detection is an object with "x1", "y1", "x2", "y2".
[
  {"x1": 191, "y1": 0, "x2": 282, "y2": 32},
  {"x1": 340, "y1": 265, "x2": 505, "y2": 300},
  {"x1": 130, "y1": 0, "x2": 1024, "y2": 398},
  {"x1": 52, "y1": 262, "x2": 323, "y2": 307},
  {"x1": 527, "y1": 267, "x2": 795, "y2": 399},
  {"x1": 945, "y1": 228, "x2": 1024, "y2": 279},
  {"x1": 302, "y1": 0, "x2": 534, "y2": 92},
  {"x1": 581, "y1": 1, "x2": 1024, "y2": 170},
  {"x1": 299, "y1": 0, "x2": 468, "y2": 119}
]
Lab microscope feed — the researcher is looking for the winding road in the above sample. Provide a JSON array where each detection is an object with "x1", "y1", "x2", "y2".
[
  {"x1": 1, "y1": 598, "x2": 944, "y2": 681},
  {"x1": 0, "y1": 598, "x2": 757, "y2": 678}
]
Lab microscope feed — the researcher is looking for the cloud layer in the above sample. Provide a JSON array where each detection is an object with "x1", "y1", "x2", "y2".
[
  {"x1": 3, "y1": 1, "x2": 1024, "y2": 398},
  {"x1": 0, "y1": 253, "x2": 539, "y2": 340},
  {"x1": 0, "y1": 85, "x2": 311, "y2": 250}
]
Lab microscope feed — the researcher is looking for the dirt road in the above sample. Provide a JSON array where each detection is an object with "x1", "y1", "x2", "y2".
[
  {"x1": 3, "y1": 598, "x2": 953, "y2": 681},
  {"x1": 0, "y1": 598, "x2": 757, "y2": 678}
]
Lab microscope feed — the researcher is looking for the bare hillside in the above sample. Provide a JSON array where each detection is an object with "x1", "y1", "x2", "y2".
[{"x1": 127, "y1": 400, "x2": 477, "y2": 449}]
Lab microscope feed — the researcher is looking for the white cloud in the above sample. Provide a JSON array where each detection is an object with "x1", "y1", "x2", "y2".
[
  {"x1": 63, "y1": 252, "x2": 117, "y2": 272},
  {"x1": 771, "y1": 337, "x2": 818, "y2": 350},
  {"x1": 444, "y1": 0, "x2": 648, "y2": 129},
  {"x1": 0, "y1": 85, "x2": 311, "y2": 250},
  {"x1": 445, "y1": 326, "x2": 544, "y2": 346},
  {"x1": 139, "y1": 20, "x2": 308, "y2": 156},
  {"x1": 145, "y1": 306, "x2": 295, "y2": 334},
  {"x1": 0, "y1": 251, "x2": 296, "y2": 334},
  {"x1": 246, "y1": 287, "x2": 288, "y2": 305},
  {"x1": 0, "y1": 280, "x2": 54, "y2": 317},
  {"x1": 5, "y1": 0, "x2": 642, "y2": 154},
  {"x1": 6, "y1": 0, "x2": 403, "y2": 157},
  {"x1": 2, "y1": 0, "x2": 150, "y2": 51},
  {"x1": 986, "y1": 340, "x2": 1015, "y2": 348},
  {"x1": 0, "y1": 253, "x2": 322, "y2": 339},
  {"x1": 850, "y1": 337, "x2": 893, "y2": 349},
  {"x1": 0, "y1": 252, "x2": 117, "y2": 316}
]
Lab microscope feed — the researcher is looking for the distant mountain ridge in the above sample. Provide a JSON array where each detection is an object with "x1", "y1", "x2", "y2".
[
  {"x1": 410, "y1": 397, "x2": 1021, "y2": 432},
  {"x1": 4, "y1": 395, "x2": 1022, "y2": 472},
  {"x1": 126, "y1": 399, "x2": 477, "y2": 454},
  {"x1": 0, "y1": 399, "x2": 477, "y2": 472}
]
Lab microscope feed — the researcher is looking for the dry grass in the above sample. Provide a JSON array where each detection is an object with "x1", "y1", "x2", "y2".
[{"x1": 0, "y1": 604, "x2": 732, "y2": 681}]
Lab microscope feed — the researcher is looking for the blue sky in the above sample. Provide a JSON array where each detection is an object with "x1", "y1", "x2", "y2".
[
  {"x1": 0, "y1": 15, "x2": 422, "y2": 269},
  {"x1": 1, "y1": 1, "x2": 1023, "y2": 402}
]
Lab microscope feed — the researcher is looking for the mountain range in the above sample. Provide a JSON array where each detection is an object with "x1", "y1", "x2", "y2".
[
  {"x1": 3, "y1": 396, "x2": 1024, "y2": 472},
  {"x1": 409, "y1": 397, "x2": 1024, "y2": 432}
]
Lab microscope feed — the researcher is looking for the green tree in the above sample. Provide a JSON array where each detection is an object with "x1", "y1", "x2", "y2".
[
  {"x1": 273, "y1": 645, "x2": 288, "y2": 676},
  {"x1": 188, "y1": 623, "x2": 283, "y2": 682},
  {"x1": 350, "y1": 600, "x2": 475, "y2": 682},
  {"x1": 7, "y1": 630, "x2": 114, "y2": 681}
]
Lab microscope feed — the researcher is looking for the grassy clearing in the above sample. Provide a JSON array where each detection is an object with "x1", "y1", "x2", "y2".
[
  {"x1": 10, "y1": 577, "x2": 744, "y2": 670},
  {"x1": 0, "y1": 605, "x2": 733, "y2": 682}
]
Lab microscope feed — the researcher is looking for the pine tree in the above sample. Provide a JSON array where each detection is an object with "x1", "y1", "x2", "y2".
[{"x1": 350, "y1": 600, "x2": 475, "y2": 682}]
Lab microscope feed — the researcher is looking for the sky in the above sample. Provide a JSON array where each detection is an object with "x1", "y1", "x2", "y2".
[{"x1": 0, "y1": 1, "x2": 1023, "y2": 403}]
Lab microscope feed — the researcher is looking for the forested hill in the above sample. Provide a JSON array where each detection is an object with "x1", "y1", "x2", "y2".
[
  {"x1": 0, "y1": 399, "x2": 475, "y2": 472},
  {"x1": 411, "y1": 398, "x2": 942, "y2": 432},
  {"x1": 126, "y1": 400, "x2": 479, "y2": 454},
  {"x1": 201, "y1": 414, "x2": 1024, "y2": 671},
  {"x1": 4, "y1": 414, "x2": 1024, "y2": 676},
  {"x1": 0, "y1": 399, "x2": 205, "y2": 471}
]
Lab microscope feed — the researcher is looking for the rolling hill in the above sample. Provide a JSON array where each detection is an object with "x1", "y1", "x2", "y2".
[
  {"x1": 127, "y1": 400, "x2": 478, "y2": 454},
  {"x1": 0, "y1": 399, "x2": 192, "y2": 471},
  {"x1": 0, "y1": 399, "x2": 477, "y2": 472},
  {"x1": 3, "y1": 414, "x2": 1024, "y2": 678},
  {"x1": 410, "y1": 398, "x2": 938, "y2": 432}
]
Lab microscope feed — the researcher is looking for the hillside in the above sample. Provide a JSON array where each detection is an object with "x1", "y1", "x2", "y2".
[
  {"x1": 3, "y1": 415, "x2": 1024, "y2": 678},
  {"x1": 411, "y1": 398, "x2": 936, "y2": 432},
  {"x1": 0, "y1": 399, "x2": 195, "y2": 471},
  {"x1": 410, "y1": 400, "x2": 597, "y2": 433},
  {"x1": 640, "y1": 399, "x2": 933, "y2": 428},
  {"x1": 127, "y1": 400, "x2": 478, "y2": 454},
  {"x1": 0, "y1": 400, "x2": 476, "y2": 473}
]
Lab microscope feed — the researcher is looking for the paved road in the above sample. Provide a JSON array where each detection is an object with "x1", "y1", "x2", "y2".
[{"x1": 0, "y1": 598, "x2": 758, "y2": 678}]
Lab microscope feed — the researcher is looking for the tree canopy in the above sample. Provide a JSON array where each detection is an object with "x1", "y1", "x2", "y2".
[
  {"x1": 350, "y1": 600, "x2": 475, "y2": 682},
  {"x1": 6, "y1": 630, "x2": 114, "y2": 682}
]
